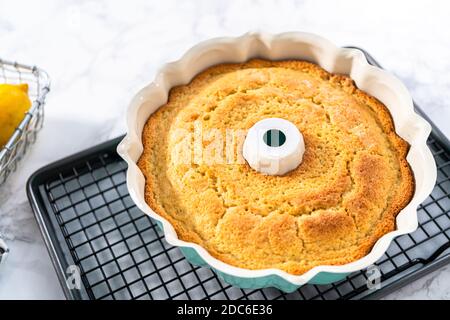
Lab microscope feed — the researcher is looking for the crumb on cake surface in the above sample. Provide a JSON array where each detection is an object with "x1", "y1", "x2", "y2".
[{"x1": 137, "y1": 59, "x2": 415, "y2": 275}]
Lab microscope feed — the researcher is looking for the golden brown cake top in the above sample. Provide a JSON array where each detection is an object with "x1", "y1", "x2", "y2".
[{"x1": 138, "y1": 59, "x2": 414, "y2": 275}]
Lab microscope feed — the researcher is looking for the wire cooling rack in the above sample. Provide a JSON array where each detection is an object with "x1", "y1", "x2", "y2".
[
  {"x1": 27, "y1": 49, "x2": 450, "y2": 300},
  {"x1": 0, "y1": 58, "x2": 50, "y2": 186}
]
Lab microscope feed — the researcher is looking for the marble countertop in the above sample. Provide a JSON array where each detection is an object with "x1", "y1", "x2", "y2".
[{"x1": 0, "y1": 0, "x2": 449, "y2": 300}]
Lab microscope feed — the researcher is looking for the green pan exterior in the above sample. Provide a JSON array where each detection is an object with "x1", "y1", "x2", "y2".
[{"x1": 155, "y1": 220, "x2": 349, "y2": 293}]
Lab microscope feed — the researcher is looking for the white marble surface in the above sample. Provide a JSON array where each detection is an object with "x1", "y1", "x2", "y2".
[{"x1": 0, "y1": 0, "x2": 449, "y2": 300}]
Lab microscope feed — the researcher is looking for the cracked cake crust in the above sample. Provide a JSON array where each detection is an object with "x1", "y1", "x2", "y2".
[{"x1": 137, "y1": 59, "x2": 415, "y2": 275}]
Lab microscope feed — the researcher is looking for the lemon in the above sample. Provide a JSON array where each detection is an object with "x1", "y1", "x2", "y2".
[{"x1": 0, "y1": 83, "x2": 31, "y2": 147}]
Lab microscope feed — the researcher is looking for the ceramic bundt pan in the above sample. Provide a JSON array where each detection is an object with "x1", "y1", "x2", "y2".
[{"x1": 117, "y1": 32, "x2": 436, "y2": 292}]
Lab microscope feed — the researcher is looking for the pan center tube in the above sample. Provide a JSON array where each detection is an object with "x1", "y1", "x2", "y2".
[{"x1": 243, "y1": 118, "x2": 305, "y2": 176}]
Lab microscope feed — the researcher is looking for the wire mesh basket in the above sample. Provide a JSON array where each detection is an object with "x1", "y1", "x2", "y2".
[{"x1": 0, "y1": 58, "x2": 50, "y2": 186}]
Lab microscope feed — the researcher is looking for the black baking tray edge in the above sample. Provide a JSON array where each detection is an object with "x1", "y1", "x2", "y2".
[
  {"x1": 26, "y1": 47, "x2": 450, "y2": 300},
  {"x1": 27, "y1": 137, "x2": 125, "y2": 300}
]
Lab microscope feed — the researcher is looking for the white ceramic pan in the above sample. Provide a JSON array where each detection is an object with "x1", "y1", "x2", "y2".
[{"x1": 117, "y1": 32, "x2": 436, "y2": 292}]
